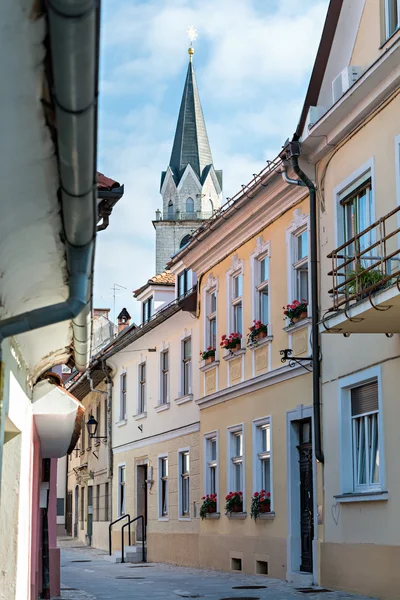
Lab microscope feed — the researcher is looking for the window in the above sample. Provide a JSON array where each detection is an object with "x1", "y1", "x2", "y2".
[
  {"x1": 206, "y1": 289, "x2": 217, "y2": 348},
  {"x1": 103, "y1": 397, "x2": 108, "y2": 438},
  {"x1": 385, "y1": 0, "x2": 399, "y2": 39},
  {"x1": 179, "y1": 451, "x2": 190, "y2": 517},
  {"x1": 182, "y1": 338, "x2": 192, "y2": 396},
  {"x1": 159, "y1": 456, "x2": 168, "y2": 517},
  {"x1": 119, "y1": 372, "x2": 127, "y2": 421},
  {"x1": 160, "y1": 351, "x2": 169, "y2": 405},
  {"x1": 256, "y1": 255, "x2": 269, "y2": 325},
  {"x1": 104, "y1": 482, "x2": 109, "y2": 521},
  {"x1": 118, "y1": 465, "x2": 126, "y2": 516},
  {"x1": 168, "y1": 200, "x2": 174, "y2": 219},
  {"x1": 351, "y1": 382, "x2": 380, "y2": 492},
  {"x1": 81, "y1": 415, "x2": 86, "y2": 451},
  {"x1": 95, "y1": 403, "x2": 101, "y2": 440},
  {"x1": 339, "y1": 367, "x2": 385, "y2": 498},
  {"x1": 142, "y1": 297, "x2": 153, "y2": 324},
  {"x1": 180, "y1": 234, "x2": 192, "y2": 249},
  {"x1": 80, "y1": 487, "x2": 84, "y2": 528},
  {"x1": 231, "y1": 273, "x2": 243, "y2": 335},
  {"x1": 253, "y1": 419, "x2": 271, "y2": 499},
  {"x1": 205, "y1": 435, "x2": 218, "y2": 497},
  {"x1": 96, "y1": 484, "x2": 100, "y2": 521},
  {"x1": 340, "y1": 176, "x2": 374, "y2": 271},
  {"x1": 228, "y1": 427, "x2": 244, "y2": 495},
  {"x1": 292, "y1": 228, "x2": 309, "y2": 302},
  {"x1": 138, "y1": 363, "x2": 146, "y2": 414},
  {"x1": 186, "y1": 197, "x2": 194, "y2": 213},
  {"x1": 178, "y1": 269, "x2": 191, "y2": 296}
]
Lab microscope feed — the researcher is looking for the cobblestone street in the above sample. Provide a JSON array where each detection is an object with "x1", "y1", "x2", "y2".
[{"x1": 57, "y1": 539, "x2": 380, "y2": 600}]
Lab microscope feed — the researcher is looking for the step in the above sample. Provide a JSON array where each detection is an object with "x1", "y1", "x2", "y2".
[
  {"x1": 286, "y1": 571, "x2": 314, "y2": 587},
  {"x1": 103, "y1": 551, "x2": 122, "y2": 563},
  {"x1": 102, "y1": 545, "x2": 146, "y2": 564}
]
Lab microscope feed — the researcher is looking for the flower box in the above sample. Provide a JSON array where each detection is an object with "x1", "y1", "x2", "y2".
[
  {"x1": 260, "y1": 502, "x2": 271, "y2": 513},
  {"x1": 292, "y1": 311, "x2": 308, "y2": 323},
  {"x1": 200, "y1": 347, "x2": 216, "y2": 362},
  {"x1": 283, "y1": 300, "x2": 308, "y2": 326},
  {"x1": 205, "y1": 355, "x2": 215, "y2": 365},
  {"x1": 200, "y1": 494, "x2": 217, "y2": 520},
  {"x1": 247, "y1": 320, "x2": 269, "y2": 345},
  {"x1": 250, "y1": 490, "x2": 271, "y2": 520},
  {"x1": 225, "y1": 491, "x2": 243, "y2": 514},
  {"x1": 220, "y1": 333, "x2": 242, "y2": 354}
]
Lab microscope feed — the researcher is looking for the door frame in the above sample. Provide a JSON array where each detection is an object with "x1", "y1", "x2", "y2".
[
  {"x1": 136, "y1": 459, "x2": 149, "y2": 541},
  {"x1": 286, "y1": 404, "x2": 317, "y2": 584},
  {"x1": 74, "y1": 485, "x2": 79, "y2": 537}
]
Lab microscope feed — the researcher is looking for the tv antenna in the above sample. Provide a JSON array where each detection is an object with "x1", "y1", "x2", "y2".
[{"x1": 111, "y1": 283, "x2": 127, "y2": 324}]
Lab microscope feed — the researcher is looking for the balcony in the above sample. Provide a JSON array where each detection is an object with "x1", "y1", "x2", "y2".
[{"x1": 322, "y1": 206, "x2": 400, "y2": 334}]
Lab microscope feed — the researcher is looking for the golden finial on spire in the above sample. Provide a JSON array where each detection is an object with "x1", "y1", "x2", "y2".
[{"x1": 187, "y1": 25, "x2": 198, "y2": 62}]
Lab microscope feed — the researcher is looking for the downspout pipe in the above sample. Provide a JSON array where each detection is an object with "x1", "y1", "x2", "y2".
[{"x1": 283, "y1": 139, "x2": 324, "y2": 464}]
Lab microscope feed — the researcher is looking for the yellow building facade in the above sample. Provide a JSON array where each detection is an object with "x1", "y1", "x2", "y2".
[{"x1": 171, "y1": 161, "x2": 322, "y2": 585}]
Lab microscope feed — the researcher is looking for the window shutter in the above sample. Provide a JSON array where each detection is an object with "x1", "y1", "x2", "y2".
[{"x1": 351, "y1": 381, "x2": 378, "y2": 416}]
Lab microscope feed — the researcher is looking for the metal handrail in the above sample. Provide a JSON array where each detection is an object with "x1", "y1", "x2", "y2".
[
  {"x1": 108, "y1": 514, "x2": 131, "y2": 556},
  {"x1": 327, "y1": 205, "x2": 400, "y2": 310},
  {"x1": 121, "y1": 515, "x2": 146, "y2": 564}
]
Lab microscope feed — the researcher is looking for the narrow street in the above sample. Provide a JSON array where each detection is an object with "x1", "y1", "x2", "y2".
[{"x1": 58, "y1": 539, "x2": 379, "y2": 600}]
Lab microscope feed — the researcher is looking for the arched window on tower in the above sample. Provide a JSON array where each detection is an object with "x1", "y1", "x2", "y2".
[
  {"x1": 209, "y1": 199, "x2": 214, "y2": 214},
  {"x1": 168, "y1": 200, "x2": 174, "y2": 219},
  {"x1": 180, "y1": 234, "x2": 192, "y2": 249},
  {"x1": 186, "y1": 197, "x2": 194, "y2": 214}
]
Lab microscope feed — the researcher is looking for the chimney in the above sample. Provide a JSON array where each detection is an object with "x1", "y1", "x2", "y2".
[{"x1": 117, "y1": 307, "x2": 131, "y2": 334}]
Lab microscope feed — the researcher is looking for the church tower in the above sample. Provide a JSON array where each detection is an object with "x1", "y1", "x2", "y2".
[{"x1": 153, "y1": 43, "x2": 222, "y2": 274}]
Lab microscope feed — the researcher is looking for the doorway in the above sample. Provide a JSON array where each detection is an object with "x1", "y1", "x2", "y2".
[
  {"x1": 136, "y1": 464, "x2": 148, "y2": 542},
  {"x1": 74, "y1": 485, "x2": 79, "y2": 537},
  {"x1": 66, "y1": 491, "x2": 73, "y2": 536},
  {"x1": 87, "y1": 486, "x2": 93, "y2": 545},
  {"x1": 286, "y1": 405, "x2": 316, "y2": 584},
  {"x1": 297, "y1": 419, "x2": 313, "y2": 573}
]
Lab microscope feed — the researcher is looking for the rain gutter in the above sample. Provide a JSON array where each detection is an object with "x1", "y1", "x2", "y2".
[{"x1": 0, "y1": 0, "x2": 100, "y2": 491}]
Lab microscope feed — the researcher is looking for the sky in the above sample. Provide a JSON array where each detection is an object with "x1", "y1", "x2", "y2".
[{"x1": 94, "y1": 0, "x2": 329, "y2": 324}]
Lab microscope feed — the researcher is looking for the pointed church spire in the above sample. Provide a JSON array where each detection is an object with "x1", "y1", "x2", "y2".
[{"x1": 169, "y1": 47, "x2": 214, "y2": 183}]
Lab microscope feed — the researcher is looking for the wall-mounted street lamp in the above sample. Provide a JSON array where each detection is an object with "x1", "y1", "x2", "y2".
[{"x1": 86, "y1": 415, "x2": 107, "y2": 440}]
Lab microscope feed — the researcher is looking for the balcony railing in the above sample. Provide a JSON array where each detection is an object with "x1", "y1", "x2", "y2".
[{"x1": 327, "y1": 205, "x2": 400, "y2": 311}]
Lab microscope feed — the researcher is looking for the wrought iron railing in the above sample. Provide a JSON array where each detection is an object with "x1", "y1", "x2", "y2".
[{"x1": 327, "y1": 205, "x2": 400, "y2": 311}]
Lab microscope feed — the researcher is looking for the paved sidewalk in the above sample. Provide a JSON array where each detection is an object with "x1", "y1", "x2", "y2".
[{"x1": 57, "y1": 538, "x2": 380, "y2": 600}]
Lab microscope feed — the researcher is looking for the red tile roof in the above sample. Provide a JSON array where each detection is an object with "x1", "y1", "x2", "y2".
[
  {"x1": 134, "y1": 271, "x2": 175, "y2": 297},
  {"x1": 97, "y1": 172, "x2": 121, "y2": 190}
]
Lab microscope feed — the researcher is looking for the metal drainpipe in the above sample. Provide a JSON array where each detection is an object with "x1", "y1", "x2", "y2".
[
  {"x1": 283, "y1": 139, "x2": 324, "y2": 464},
  {"x1": 0, "y1": 0, "x2": 100, "y2": 496}
]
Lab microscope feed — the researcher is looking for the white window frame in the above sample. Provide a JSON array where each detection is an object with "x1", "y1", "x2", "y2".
[
  {"x1": 158, "y1": 454, "x2": 169, "y2": 520},
  {"x1": 226, "y1": 255, "x2": 244, "y2": 336},
  {"x1": 142, "y1": 296, "x2": 153, "y2": 324},
  {"x1": 286, "y1": 210, "x2": 310, "y2": 308},
  {"x1": 384, "y1": 0, "x2": 400, "y2": 40},
  {"x1": 338, "y1": 365, "x2": 386, "y2": 499},
  {"x1": 119, "y1": 371, "x2": 127, "y2": 421},
  {"x1": 395, "y1": 135, "x2": 400, "y2": 208},
  {"x1": 203, "y1": 274, "x2": 218, "y2": 359},
  {"x1": 137, "y1": 361, "x2": 146, "y2": 415},
  {"x1": 204, "y1": 431, "x2": 219, "y2": 510},
  {"x1": 333, "y1": 158, "x2": 376, "y2": 248},
  {"x1": 181, "y1": 336, "x2": 192, "y2": 397},
  {"x1": 252, "y1": 417, "x2": 273, "y2": 511},
  {"x1": 178, "y1": 448, "x2": 191, "y2": 520},
  {"x1": 250, "y1": 236, "x2": 271, "y2": 331},
  {"x1": 159, "y1": 349, "x2": 169, "y2": 405},
  {"x1": 117, "y1": 463, "x2": 126, "y2": 517},
  {"x1": 227, "y1": 424, "x2": 245, "y2": 511}
]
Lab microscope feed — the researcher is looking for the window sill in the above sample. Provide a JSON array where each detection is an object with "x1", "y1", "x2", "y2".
[
  {"x1": 248, "y1": 335, "x2": 273, "y2": 350},
  {"x1": 134, "y1": 412, "x2": 147, "y2": 421},
  {"x1": 256, "y1": 511, "x2": 275, "y2": 520},
  {"x1": 178, "y1": 516, "x2": 191, "y2": 521},
  {"x1": 283, "y1": 317, "x2": 311, "y2": 333},
  {"x1": 200, "y1": 360, "x2": 220, "y2": 373},
  {"x1": 379, "y1": 27, "x2": 400, "y2": 48},
  {"x1": 175, "y1": 394, "x2": 193, "y2": 405},
  {"x1": 155, "y1": 403, "x2": 170, "y2": 413},
  {"x1": 158, "y1": 516, "x2": 169, "y2": 522},
  {"x1": 115, "y1": 419, "x2": 127, "y2": 427},
  {"x1": 205, "y1": 512, "x2": 220, "y2": 519},
  {"x1": 226, "y1": 512, "x2": 247, "y2": 520},
  {"x1": 334, "y1": 491, "x2": 388, "y2": 504},
  {"x1": 223, "y1": 348, "x2": 246, "y2": 362}
]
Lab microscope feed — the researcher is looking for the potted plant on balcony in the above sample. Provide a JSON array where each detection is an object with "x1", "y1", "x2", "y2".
[
  {"x1": 250, "y1": 490, "x2": 271, "y2": 520},
  {"x1": 200, "y1": 494, "x2": 217, "y2": 519},
  {"x1": 225, "y1": 491, "x2": 243, "y2": 514},
  {"x1": 220, "y1": 333, "x2": 242, "y2": 354},
  {"x1": 200, "y1": 347, "x2": 216, "y2": 364},
  {"x1": 283, "y1": 300, "x2": 308, "y2": 325},
  {"x1": 247, "y1": 320, "x2": 268, "y2": 345},
  {"x1": 346, "y1": 266, "x2": 387, "y2": 299}
]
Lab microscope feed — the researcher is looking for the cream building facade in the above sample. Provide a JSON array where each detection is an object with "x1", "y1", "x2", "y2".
[
  {"x1": 170, "y1": 159, "x2": 321, "y2": 584},
  {"x1": 297, "y1": 1, "x2": 400, "y2": 598}
]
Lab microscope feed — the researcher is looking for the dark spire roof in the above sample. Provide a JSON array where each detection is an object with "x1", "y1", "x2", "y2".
[{"x1": 169, "y1": 60, "x2": 213, "y2": 182}]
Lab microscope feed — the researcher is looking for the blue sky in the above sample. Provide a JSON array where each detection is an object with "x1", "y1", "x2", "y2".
[{"x1": 94, "y1": 0, "x2": 329, "y2": 323}]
